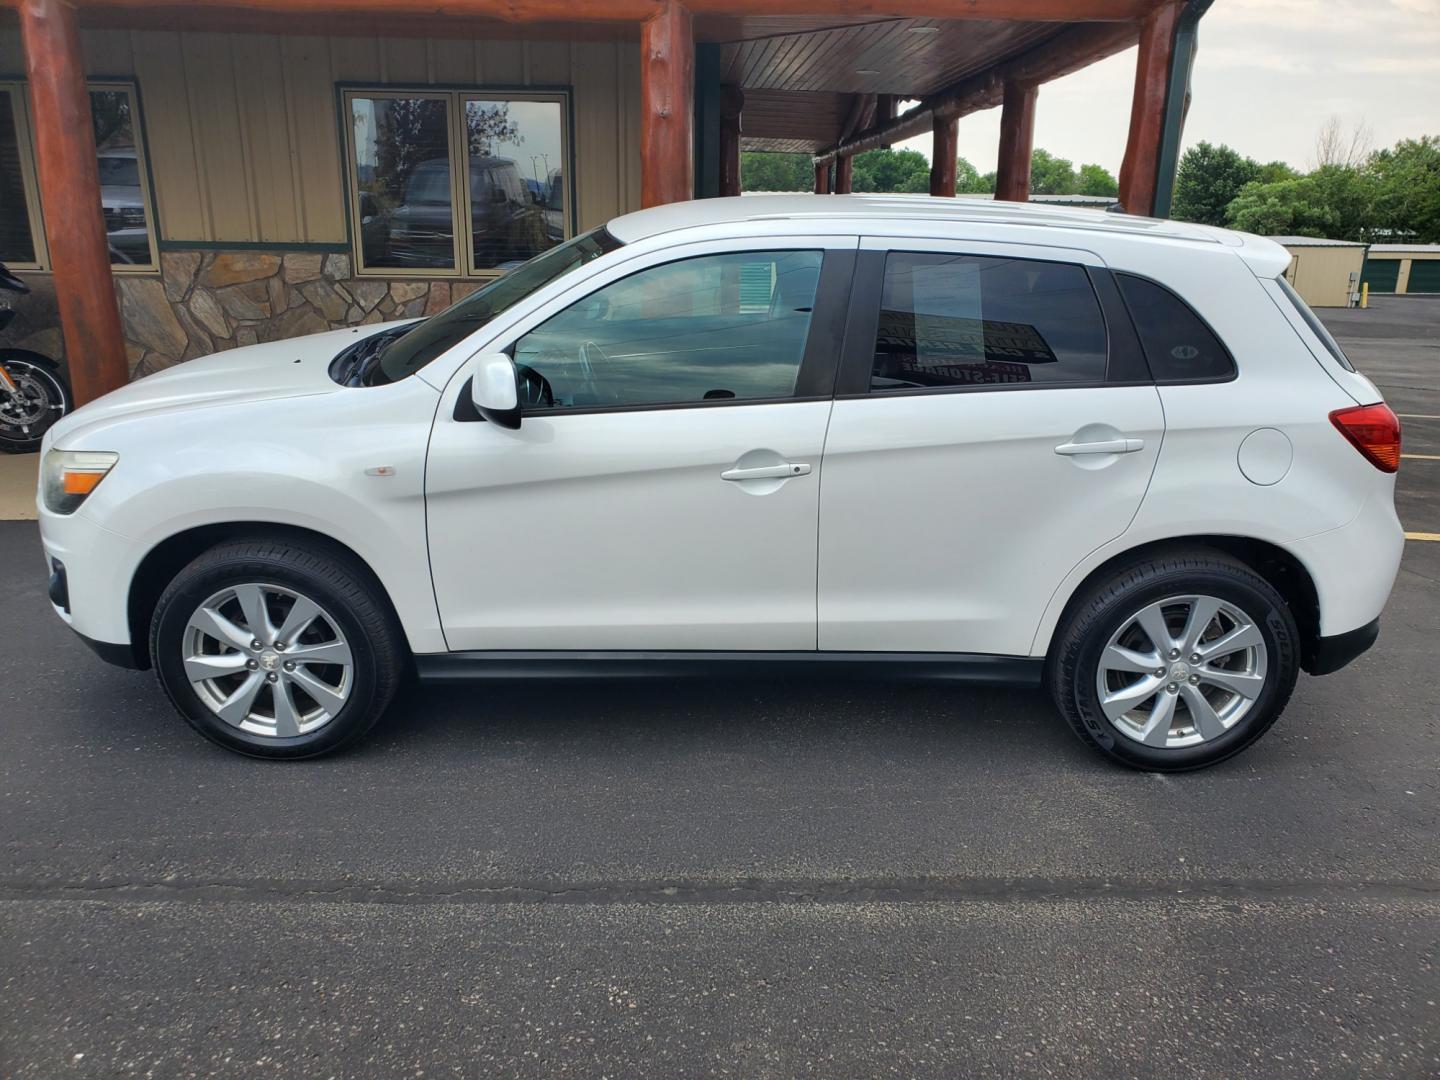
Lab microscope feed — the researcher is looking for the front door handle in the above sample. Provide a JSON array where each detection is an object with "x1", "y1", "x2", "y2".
[
  {"x1": 1054, "y1": 437, "x2": 1145, "y2": 456},
  {"x1": 721, "y1": 462, "x2": 811, "y2": 481}
]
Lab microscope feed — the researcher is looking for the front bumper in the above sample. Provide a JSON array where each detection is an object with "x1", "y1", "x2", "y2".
[{"x1": 39, "y1": 503, "x2": 148, "y2": 665}]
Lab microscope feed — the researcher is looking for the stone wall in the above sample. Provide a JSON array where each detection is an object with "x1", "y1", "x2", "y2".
[{"x1": 0, "y1": 251, "x2": 484, "y2": 380}]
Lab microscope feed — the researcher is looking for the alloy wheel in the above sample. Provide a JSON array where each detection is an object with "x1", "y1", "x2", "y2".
[
  {"x1": 183, "y1": 583, "x2": 353, "y2": 738},
  {"x1": 1094, "y1": 593, "x2": 1268, "y2": 749}
]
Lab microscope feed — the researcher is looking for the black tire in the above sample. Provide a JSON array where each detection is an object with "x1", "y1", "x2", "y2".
[
  {"x1": 1048, "y1": 547, "x2": 1300, "y2": 772},
  {"x1": 150, "y1": 536, "x2": 406, "y2": 759},
  {"x1": 0, "y1": 350, "x2": 72, "y2": 454}
]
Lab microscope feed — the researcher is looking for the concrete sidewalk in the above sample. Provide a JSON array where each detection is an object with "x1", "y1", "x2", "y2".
[{"x1": 0, "y1": 453, "x2": 37, "y2": 520}]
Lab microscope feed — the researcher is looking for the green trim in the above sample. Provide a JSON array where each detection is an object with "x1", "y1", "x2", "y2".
[
  {"x1": 694, "y1": 44, "x2": 721, "y2": 200},
  {"x1": 1151, "y1": 0, "x2": 1212, "y2": 219},
  {"x1": 156, "y1": 239, "x2": 350, "y2": 253}
]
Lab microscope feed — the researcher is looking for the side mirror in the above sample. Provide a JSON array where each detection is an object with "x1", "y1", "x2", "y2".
[{"x1": 471, "y1": 353, "x2": 521, "y2": 429}]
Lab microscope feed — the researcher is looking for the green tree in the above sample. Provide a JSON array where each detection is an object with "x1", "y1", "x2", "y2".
[
  {"x1": 1171, "y1": 142, "x2": 1260, "y2": 226},
  {"x1": 1256, "y1": 160, "x2": 1301, "y2": 185},
  {"x1": 851, "y1": 148, "x2": 932, "y2": 193},
  {"x1": 955, "y1": 156, "x2": 984, "y2": 194},
  {"x1": 741, "y1": 151, "x2": 812, "y2": 192},
  {"x1": 977, "y1": 171, "x2": 998, "y2": 194},
  {"x1": 1368, "y1": 135, "x2": 1440, "y2": 243},
  {"x1": 1076, "y1": 163, "x2": 1118, "y2": 197},
  {"x1": 1029, "y1": 149, "x2": 1077, "y2": 195},
  {"x1": 1225, "y1": 165, "x2": 1379, "y2": 241}
]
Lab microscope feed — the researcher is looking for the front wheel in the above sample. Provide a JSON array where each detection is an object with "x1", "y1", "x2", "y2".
[
  {"x1": 1048, "y1": 549, "x2": 1299, "y2": 772},
  {"x1": 150, "y1": 536, "x2": 406, "y2": 759},
  {"x1": 0, "y1": 350, "x2": 72, "y2": 453}
]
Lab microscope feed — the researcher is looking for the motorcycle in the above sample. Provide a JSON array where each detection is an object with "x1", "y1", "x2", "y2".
[{"x1": 0, "y1": 262, "x2": 73, "y2": 453}]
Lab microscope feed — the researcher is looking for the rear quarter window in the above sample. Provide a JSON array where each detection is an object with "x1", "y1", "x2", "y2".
[{"x1": 1115, "y1": 273, "x2": 1236, "y2": 382}]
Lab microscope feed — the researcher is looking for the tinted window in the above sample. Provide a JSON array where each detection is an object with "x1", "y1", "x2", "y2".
[
  {"x1": 513, "y1": 250, "x2": 822, "y2": 410},
  {"x1": 1276, "y1": 274, "x2": 1355, "y2": 372},
  {"x1": 870, "y1": 253, "x2": 1107, "y2": 391},
  {"x1": 1116, "y1": 273, "x2": 1235, "y2": 381}
]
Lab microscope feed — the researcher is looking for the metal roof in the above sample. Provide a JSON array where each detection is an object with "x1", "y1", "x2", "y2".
[
  {"x1": 1368, "y1": 244, "x2": 1440, "y2": 253},
  {"x1": 1269, "y1": 236, "x2": 1367, "y2": 247}
]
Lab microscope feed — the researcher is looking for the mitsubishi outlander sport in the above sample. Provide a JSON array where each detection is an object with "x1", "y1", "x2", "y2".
[{"x1": 37, "y1": 195, "x2": 1404, "y2": 769}]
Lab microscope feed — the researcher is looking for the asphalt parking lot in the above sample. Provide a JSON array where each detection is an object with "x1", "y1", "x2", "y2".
[{"x1": 1, "y1": 296, "x2": 1437, "y2": 1078}]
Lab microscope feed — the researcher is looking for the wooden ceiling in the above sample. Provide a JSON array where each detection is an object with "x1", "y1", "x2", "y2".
[
  {"x1": 713, "y1": 15, "x2": 1068, "y2": 152},
  {"x1": 23, "y1": 2, "x2": 1106, "y2": 155}
]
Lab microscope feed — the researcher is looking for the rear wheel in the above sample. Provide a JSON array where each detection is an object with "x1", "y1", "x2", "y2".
[
  {"x1": 150, "y1": 537, "x2": 405, "y2": 759},
  {"x1": 1048, "y1": 549, "x2": 1299, "y2": 771},
  {"x1": 0, "y1": 350, "x2": 71, "y2": 453}
]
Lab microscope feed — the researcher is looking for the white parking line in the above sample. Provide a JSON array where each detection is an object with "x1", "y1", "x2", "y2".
[
  {"x1": 1398, "y1": 414, "x2": 1440, "y2": 420},
  {"x1": 1406, "y1": 532, "x2": 1440, "y2": 542},
  {"x1": 1402, "y1": 454, "x2": 1440, "y2": 460}
]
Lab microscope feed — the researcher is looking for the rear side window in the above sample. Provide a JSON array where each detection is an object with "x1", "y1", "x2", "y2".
[
  {"x1": 1115, "y1": 273, "x2": 1235, "y2": 382},
  {"x1": 1276, "y1": 274, "x2": 1356, "y2": 371},
  {"x1": 869, "y1": 252, "x2": 1107, "y2": 390}
]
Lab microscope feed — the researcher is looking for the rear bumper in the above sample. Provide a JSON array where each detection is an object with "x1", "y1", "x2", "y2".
[{"x1": 1304, "y1": 617, "x2": 1380, "y2": 676}]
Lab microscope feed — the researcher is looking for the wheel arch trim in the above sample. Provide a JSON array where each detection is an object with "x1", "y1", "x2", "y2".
[{"x1": 1031, "y1": 532, "x2": 1323, "y2": 670}]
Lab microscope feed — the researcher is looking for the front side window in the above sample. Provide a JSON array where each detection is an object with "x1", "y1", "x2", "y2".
[
  {"x1": 345, "y1": 88, "x2": 570, "y2": 278},
  {"x1": 0, "y1": 81, "x2": 156, "y2": 270},
  {"x1": 870, "y1": 252, "x2": 1107, "y2": 391},
  {"x1": 511, "y1": 250, "x2": 824, "y2": 411}
]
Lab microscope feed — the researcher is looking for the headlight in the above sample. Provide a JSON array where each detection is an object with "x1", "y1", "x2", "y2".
[{"x1": 42, "y1": 450, "x2": 118, "y2": 515}]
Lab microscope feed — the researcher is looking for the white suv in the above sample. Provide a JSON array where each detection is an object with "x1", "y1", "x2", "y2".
[{"x1": 38, "y1": 196, "x2": 1404, "y2": 769}]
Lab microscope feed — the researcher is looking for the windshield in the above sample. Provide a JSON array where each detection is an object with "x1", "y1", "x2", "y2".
[{"x1": 368, "y1": 227, "x2": 623, "y2": 385}]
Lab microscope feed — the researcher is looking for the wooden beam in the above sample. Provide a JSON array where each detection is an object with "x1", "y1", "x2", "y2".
[
  {"x1": 1117, "y1": 0, "x2": 1181, "y2": 215},
  {"x1": 929, "y1": 115, "x2": 957, "y2": 197},
  {"x1": 19, "y1": 0, "x2": 128, "y2": 403},
  {"x1": 813, "y1": 21, "x2": 1137, "y2": 166},
  {"x1": 718, "y1": 83, "x2": 743, "y2": 198},
  {"x1": 57, "y1": 0, "x2": 1154, "y2": 23},
  {"x1": 993, "y1": 78, "x2": 1037, "y2": 201},
  {"x1": 640, "y1": 1, "x2": 693, "y2": 208},
  {"x1": 834, "y1": 153, "x2": 853, "y2": 194},
  {"x1": 813, "y1": 161, "x2": 831, "y2": 194}
]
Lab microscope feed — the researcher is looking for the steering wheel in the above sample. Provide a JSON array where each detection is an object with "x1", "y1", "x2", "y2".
[{"x1": 577, "y1": 340, "x2": 620, "y2": 404}]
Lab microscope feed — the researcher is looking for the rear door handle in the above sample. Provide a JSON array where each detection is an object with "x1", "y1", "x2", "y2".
[
  {"x1": 1054, "y1": 438, "x2": 1144, "y2": 456},
  {"x1": 721, "y1": 462, "x2": 811, "y2": 481}
]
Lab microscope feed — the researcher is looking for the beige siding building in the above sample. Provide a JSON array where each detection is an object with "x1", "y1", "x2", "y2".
[{"x1": 1272, "y1": 236, "x2": 1366, "y2": 308}]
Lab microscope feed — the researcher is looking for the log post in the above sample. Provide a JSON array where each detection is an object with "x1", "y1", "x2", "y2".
[
  {"x1": 718, "y1": 84, "x2": 743, "y2": 197},
  {"x1": 834, "y1": 153, "x2": 853, "y2": 194},
  {"x1": 813, "y1": 161, "x2": 831, "y2": 194},
  {"x1": 993, "y1": 78, "x2": 1037, "y2": 202},
  {"x1": 640, "y1": 1, "x2": 694, "y2": 208},
  {"x1": 929, "y1": 115, "x2": 957, "y2": 197},
  {"x1": 1117, "y1": 0, "x2": 1181, "y2": 216},
  {"x1": 19, "y1": 0, "x2": 128, "y2": 402}
]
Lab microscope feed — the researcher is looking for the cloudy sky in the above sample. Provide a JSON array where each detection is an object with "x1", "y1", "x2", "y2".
[{"x1": 897, "y1": 0, "x2": 1440, "y2": 175}]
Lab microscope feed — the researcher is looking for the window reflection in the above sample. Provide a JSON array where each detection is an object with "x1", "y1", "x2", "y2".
[
  {"x1": 350, "y1": 96, "x2": 455, "y2": 271},
  {"x1": 91, "y1": 88, "x2": 153, "y2": 267},
  {"x1": 872, "y1": 253, "x2": 1107, "y2": 390},
  {"x1": 466, "y1": 99, "x2": 565, "y2": 272}
]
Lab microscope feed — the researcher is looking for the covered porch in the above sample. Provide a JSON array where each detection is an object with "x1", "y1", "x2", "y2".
[{"x1": 1, "y1": 0, "x2": 1208, "y2": 405}]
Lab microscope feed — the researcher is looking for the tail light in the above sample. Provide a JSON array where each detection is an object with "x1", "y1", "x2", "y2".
[{"x1": 1330, "y1": 403, "x2": 1401, "y2": 473}]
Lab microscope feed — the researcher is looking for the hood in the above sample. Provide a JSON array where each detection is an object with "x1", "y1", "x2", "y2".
[{"x1": 50, "y1": 321, "x2": 413, "y2": 449}]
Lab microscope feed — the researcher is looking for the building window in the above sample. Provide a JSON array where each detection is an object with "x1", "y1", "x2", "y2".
[
  {"x1": 0, "y1": 80, "x2": 158, "y2": 272},
  {"x1": 343, "y1": 88, "x2": 570, "y2": 278},
  {"x1": 0, "y1": 84, "x2": 45, "y2": 268}
]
